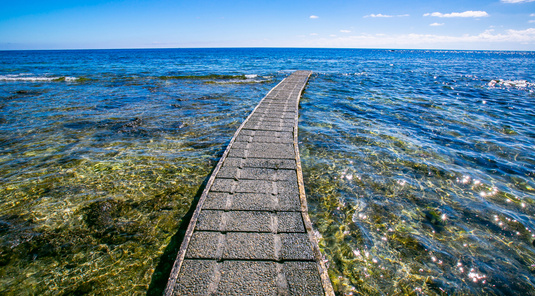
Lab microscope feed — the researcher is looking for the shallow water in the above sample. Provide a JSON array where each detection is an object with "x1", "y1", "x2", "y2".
[{"x1": 0, "y1": 48, "x2": 534, "y2": 295}]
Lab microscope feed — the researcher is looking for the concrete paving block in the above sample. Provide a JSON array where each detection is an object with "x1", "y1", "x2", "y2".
[
  {"x1": 280, "y1": 233, "x2": 315, "y2": 260},
  {"x1": 241, "y1": 158, "x2": 296, "y2": 170},
  {"x1": 276, "y1": 180, "x2": 300, "y2": 196},
  {"x1": 229, "y1": 141, "x2": 248, "y2": 150},
  {"x1": 185, "y1": 232, "x2": 221, "y2": 259},
  {"x1": 238, "y1": 167, "x2": 278, "y2": 181},
  {"x1": 211, "y1": 178, "x2": 235, "y2": 193},
  {"x1": 215, "y1": 261, "x2": 278, "y2": 295},
  {"x1": 252, "y1": 125, "x2": 293, "y2": 132},
  {"x1": 283, "y1": 261, "x2": 325, "y2": 296},
  {"x1": 276, "y1": 169, "x2": 298, "y2": 181},
  {"x1": 223, "y1": 232, "x2": 275, "y2": 260},
  {"x1": 277, "y1": 193, "x2": 301, "y2": 211},
  {"x1": 196, "y1": 210, "x2": 274, "y2": 232},
  {"x1": 253, "y1": 130, "x2": 294, "y2": 141},
  {"x1": 225, "y1": 211, "x2": 272, "y2": 232},
  {"x1": 203, "y1": 192, "x2": 231, "y2": 210},
  {"x1": 227, "y1": 148, "x2": 247, "y2": 158},
  {"x1": 249, "y1": 136, "x2": 293, "y2": 144},
  {"x1": 247, "y1": 143, "x2": 295, "y2": 159},
  {"x1": 173, "y1": 259, "x2": 217, "y2": 295},
  {"x1": 234, "y1": 179, "x2": 273, "y2": 193},
  {"x1": 226, "y1": 193, "x2": 276, "y2": 211},
  {"x1": 196, "y1": 209, "x2": 223, "y2": 231},
  {"x1": 217, "y1": 166, "x2": 239, "y2": 179},
  {"x1": 277, "y1": 212, "x2": 306, "y2": 233}
]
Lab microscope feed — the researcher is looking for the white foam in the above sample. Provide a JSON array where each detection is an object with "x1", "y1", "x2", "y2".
[
  {"x1": 488, "y1": 79, "x2": 532, "y2": 88},
  {"x1": 245, "y1": 74, "x2": 258, "y2": 79},
  {"x1": 0, "y1": 74, "x2": 78, "y2": 82}
]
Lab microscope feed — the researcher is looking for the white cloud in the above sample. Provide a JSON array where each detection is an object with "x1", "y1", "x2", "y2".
[
  {"x1": 309, "y1": 15, "x2": 319, "y2": 19},
  {"x1": 365, "y1": 13, "x2": 393, "y2": 18},
  {"x1": 340, "y1": 30, "x2": 351, "y2": 33},
  {"x1": 430, "y1": 23, "x2": 445, "y2": 26},
  {"x1": 501, "y1": 0, "x2": 535, "y2": 3},
  {"x1": 424, "y1": 11, "x2": 489, "y2": 18},
  {"x1": 531, "y1": 13, "x2": 535, "y2": 17},
  {"x1": 310, "y1": 33, "x2": 318, "y2": 36},
  {"x1": 364, "y1": 13, "x2": 409, "y2": 18},
  {"x1": 530, "y1": 20, "x2": 535, "y2": 23},
  {"x1": 299, "y1": 28, "x2": 535, "y2": 49}
]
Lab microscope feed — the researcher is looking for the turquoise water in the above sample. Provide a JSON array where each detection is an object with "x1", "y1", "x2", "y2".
[{"x1": 1, "y1": 48, "x2": 534, "y2": 295}]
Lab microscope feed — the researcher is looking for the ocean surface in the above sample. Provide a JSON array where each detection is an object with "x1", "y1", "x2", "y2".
[{"x1": 0, "y1": 48, "x2": 534, "y2": 295}]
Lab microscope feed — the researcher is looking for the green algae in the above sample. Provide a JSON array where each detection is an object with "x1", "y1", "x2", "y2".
[
  {"x1": 299, "y1": 83, "x2": 535, "y2": 295},
  {"x1": 0, "y1": 76, "x2": 273, "y2": 295},
  {"x1": 157, "y1": 74, "x2": 247, "y2": 80}
]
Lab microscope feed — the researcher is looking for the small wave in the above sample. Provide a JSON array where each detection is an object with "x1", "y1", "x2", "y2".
[
  {"x1": 342, "y1": 72, "x2": 367, "y2": 76},
  {"x1": 157, "y1": 74, "x2": 247, "y2": 80},
  {"x1": 245, "y1": 74, "x2": 258, "y2": 79},
  {"x1": 0, "y1": 75, "x2": 78, "y2": 82},
  {"x1": 488, "y1": 79, "x2": 533, "y2": 88}
]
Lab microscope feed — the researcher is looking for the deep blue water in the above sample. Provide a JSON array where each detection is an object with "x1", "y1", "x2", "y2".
[{"x1": 1, "y1": 48, "x2": 534, "y2": 295}]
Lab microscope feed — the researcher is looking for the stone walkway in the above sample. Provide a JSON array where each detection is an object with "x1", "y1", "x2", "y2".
[{"x1": 165, "y1": 71, "x2": 333, "y2": 295}]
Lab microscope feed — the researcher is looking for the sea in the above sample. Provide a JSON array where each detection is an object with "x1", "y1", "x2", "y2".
[{"x1": 0, "y1": 48, "x2": 534, "y2": 295}]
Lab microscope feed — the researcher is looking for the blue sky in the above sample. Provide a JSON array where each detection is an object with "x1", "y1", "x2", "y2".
[{"x1": 1, "y1": 0, "x2": 534, "y2": 50}]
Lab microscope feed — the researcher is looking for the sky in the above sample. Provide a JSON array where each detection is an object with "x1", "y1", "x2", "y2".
[{"x1": 1, "y1": 0, "x2": 534, "y2": 50}]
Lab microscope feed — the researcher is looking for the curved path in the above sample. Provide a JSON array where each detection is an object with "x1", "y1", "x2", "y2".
[{"x1": 165, "y1": 71, "x2": 334, "y2": 295}]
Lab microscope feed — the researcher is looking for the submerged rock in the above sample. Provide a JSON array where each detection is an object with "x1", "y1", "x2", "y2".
[
  {"x1": 83, "y1": 199, "x2": 126, "y2": 231},
  {"x1": 82, "y1": 198, "x2": 150, "y2": 245},
  {"x1": 119, "y1": 117, "x2": 143, "y2": 133}
]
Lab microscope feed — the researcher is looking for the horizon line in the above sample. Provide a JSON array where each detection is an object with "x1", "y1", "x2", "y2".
[{"x1": 1, "y1": 46, "x2": 534, "y2": 52}]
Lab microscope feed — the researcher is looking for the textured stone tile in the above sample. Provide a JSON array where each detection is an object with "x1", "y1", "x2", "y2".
[
  {"x1": 196, "y1": 210, "x2": 275, "y2": 232},
  {"x1": 196, "y1": 210, "x2": 223, "y2": 231},
  {"x1": 247, "y1": 119, "x2": 294, "y2": 127},
  {"x1": 229, "y1": 141, "x2": 249, "y2": 150},
  {"x1": 211, "y1": 178, "x2": 235, "y2": 192},
  {"x1": 277, "y1": 193, "x2": 301, "y2": 211},
  {"x1": 277, "y1": 212, "x2": 305, "y2": 233},
  {"x1": 173, "y1": 259, "x2": 217, "y2": 295},
  {"x1": 234, "y1": 179, "x2": 273, "y2": 193},
  {"x1": 203, "y1": 192, "x2": 230, "y2": 210},
  {"x1": 238, "y1": 168, "x2": 279, "y2": 181},
  {"x1": 280, "y1": 233, "x2": 314, "y2": 260},
  {"x1": 247, "y1": 143, "x2": 295, "y2": 159},
  {"x1": 247, "y1": 117, "x2": 285, "y2": 124},
  {"x1": 255, "y1": 107, "x2": 288, "y2": 112},
  {"x1": 215, "y1": 261, "x2": 278, "y2": 296},
  {"x1": 276, "y1": 180, "x2": 300, "y2": 196},
  {"x1": 276, "y1": 170, "x2": 298, "y2": 181},
  {"x1": 225, "y1": 211, "x2": 272, "y2": 232},
  {"x1": 227, "y1": 148, "x2": 247, "y2": 158},
  {"x1": 253, "y1": 130, "x2": 293, "y2": 139},
  {"x1": 258, "y1": 113, "x2": 296, "y2": 120},
  {"x1": 185, "y1": 232, "x2": 221, "y2": 259},
  {"x1": 241, "y1": 158, "x2": 296, "y2": 170},
  {"x1": 235, "y1": 134, "x2": 254, "y2": 142},
  {"x1": 222, "y1": 232, "x2": 275, "y2": 260},
  {"x1": 227, "y1": 193, "x2": 276, "y2": 211},
  {"x1": 249, "y1": 136, "x2": 293, "y2": 144},
  {"x1": 253, "y1": 109, "x2": 295, "y2": 118},
  {"x1": 217, "y1": 166, "x2": 239, "y2": 179},
  {"x1": 283, "y1": 262, "x2": 324, "y2": 296},
  {"x1": 252, "y1": 125, "x2": 293, "y2": 132},
  {"x1": 237, "y1": 129, "x2": 255, "y2": 136}
]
